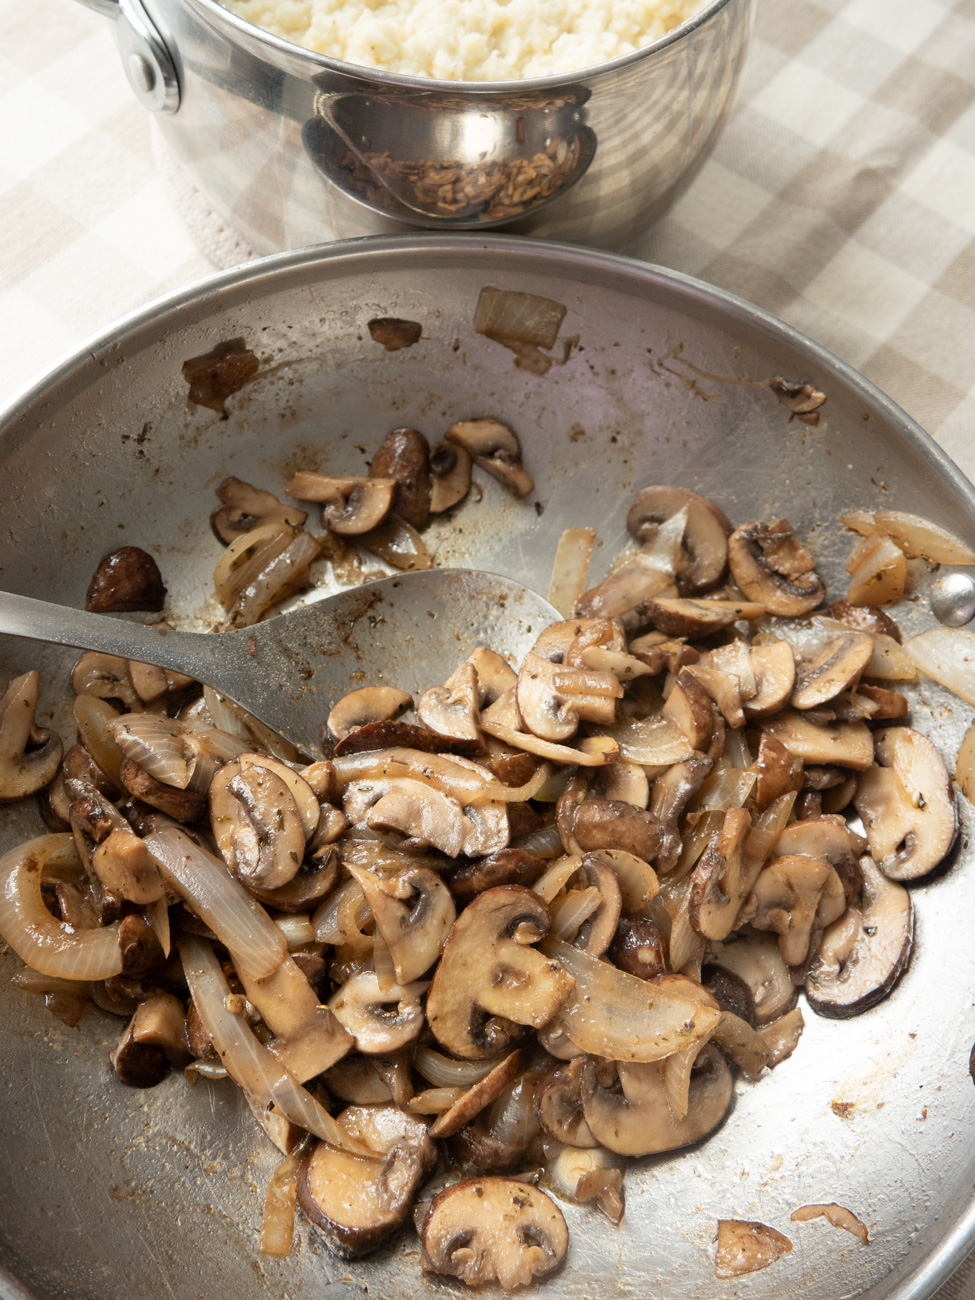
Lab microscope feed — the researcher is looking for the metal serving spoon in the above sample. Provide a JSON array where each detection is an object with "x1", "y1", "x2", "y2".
[{"x1": 0, "y1": 571, "x2": 559, "y2": 761}]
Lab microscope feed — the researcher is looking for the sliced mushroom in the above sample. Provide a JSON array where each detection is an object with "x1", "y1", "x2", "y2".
[
  {"x1": 516, "y1": 652, "x2": 621, "y2": 742},
  {"x1": 429, "y1": 441, "x2": 473, "y2": 513},
  {"x1": 792, "y1": 633, "x2": 873, "y2": 709},
  {"x1": 744, "y1": 641, "x2": 796, "y2": 719},
  {"x1": 71, "y1": 652, "x2": 141, "y2": 712},
  {"x1": 608, "y1": 914, "x2": 667, "y2": 981},
  {"x1": 645, "y1": 597, "x2": 765, "y2": 638},
  {"x1": 740, "y1": 855, "x2": 846, "y2": 967},
  {"x1": 332, "y1": 718, "x2": 480, "y2": 758},
  {"x1": 754, "y1": 733, "x2": 804, "y2": 812},
  {"x1": 428, "y1": 1050, "x2": 523, "y2": 1139},
  {"x1": 329, "y1": 971, "x2": 427, "y2": 1055},
  {"x1": 299, "y1": 1105, "x2": 435, "y2": 1257},
  {"x1": 706, "y1": 932, "x2": 798, "y2": 1026},
  {"x1": 662, "y1": 670, "x2": 715, "y2": 751},
  {"x1": 91, "y1": 827, "x2": 165, "y2": 905},
  {"x1": 111, "y1": 1015, "x2": 169, "y2": 1087},
  {"x1": 209, "y1": 761, "x2": 304, "y2": 890},
  {"x1": 715, "y1": 1220, "x2": 793, "y2": 1278},
  {"x1": 536, "y1": 1058, "x2": 596, "y2": 1148},
  {"x1": 325, "y1": 1053, "x2": 397, "y2": 1106},
  {"x1": 580, "y1": 1045, "x2": 732, "y2": 1157},
  {"x1": 449, "y1": 848, "x2": 546, "y2": 904},
  {"x1": 371, "y1": 428, "x2": 431, "y2": 530},
  {"x1": 421, "y1": 1178, "x2": 567, "y2": 1289},
  {"x1": 347, "y1": 864, "x2": 456, "y2": 984},
  {"x1": 759, "y1": 709, "x2": 874, "y2": 771},
  {"x1": 86, "y1": 546, "x2": 166, "y2": 614},
  {"x1": 626, "y1": 486, "x2": 730, "y2": 594},
  {"x1": 210, "y1": 476, "x2": 306, "y2": 545},
  {"x1": 567, "y1": 857, "x2": 622, "y2": 956},
  {"x1": 237, "y1": 753, "x2": 320, "y2": 841},
  {"x1": 418, "y1": 662, "x2": 481, "y2": 748},
  {"x1": 570, "y1": 797, "x2": 661, "y2": 866},
  {"x1": 854, "y1": 727, "x2": 957, "y2": 881},
  {"x1": 326, "y1": 686, "x2": 413, "y2": 744},
  {"x1": 0, "y1": 671, "x2": 63, "y2": 801},
  {"x1": 361, "y1": 778, "x2": 507, "y2": 859},
  {"x1": 728, "y1": 520, "x2": 826, "y2": 616},
  {"x1": 700, "y1": 964, "x2": 756, "y2": 1025},
  {"x1": 650, "y1": 754, "x2": 713, "y2": 873},
  {"x1": 446, "y1": 1073, "x2": 541, "y2": 1174},
  {"x1": 118, "y1": 760, "x2": 207, "y2": 823},
  {"x1": 445, "y1": 419, "x2": 534, "y2": 497},
  {"x1": 287, "y1": 471, "x2": 397, "y2": 535},
  {"x1": 426, "y1": 886, "x2": 574, "y2": 1060},
  {"x1": 775, "y1": 815, "x2": 863, "y2": 904},
  {"x1": 117, "y1": 912, "x2": 166, "y2": 977},
  {"x1": 830, "y1": 599, "x2": 903, "y2": 643},
  {"x1": 806, "y1": 856, "x2": 913, "y2": 1017}
]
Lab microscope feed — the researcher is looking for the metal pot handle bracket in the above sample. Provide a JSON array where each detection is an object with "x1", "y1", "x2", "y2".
[{"x1": 73, "y1": 0, "x2": 180, "y2": 113}]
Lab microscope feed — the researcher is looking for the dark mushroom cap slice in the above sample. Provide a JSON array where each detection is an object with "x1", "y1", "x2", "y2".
[
  {"x1": 609, "y1": 914, "x2": 667, "y2": 981},
  {"x1": 536, "y1": 1057, "x2": 597, "y2": 1148},
  {"x1": 445, "y1": 419, "x2": 534, "y2": 498},
  {"x1": 287, "y1": 471, "x2": 397, "y2": 535},
  {"x1": 754, "y1": 732, "x2": 804, "y2": 812},
  {"x1": 326, "y1": 686, "x2": 413, "y2": 744},
  {"x1": 427, "y1": 1050, "x2": 523, "y2": 1139},
  {"x1": 688, "y1": 808, "x2": 752, "y2": 941},
  {"x1": 0, "y1": 670, "x2": 63, "y2": 802},
  {"x1": 728, "y1": 520, "x2": 826, "y2": 617},
  {"x1": 246, "y1": 848, "x2": 338, "y2": 913},
  {"x1": 580, "y1": 1044, "x2": 733, "y2": 1157},
  {"x1": 370, "y1": 428, "x2": 432, "y2": 530},
  {"x1": 448, "y1": 848, "x2": 546, "y2": 904},
  {"x1": 119, "y1": 759, "x2": 206, "y2": 824},
  {"x1": 662, "y1": 669, "x2": 716, "y2": 752},
  {"x1": 829, "y1": 599, "x2": 903, "y2": 643},
  {"x1": 85, "y1": 546, "x2": 166, "y2": 614},
  {"x1": 706, "y1": 931, "x2": 797, "y2": 1026},
  {"x1": 645, "y1": 597, "x2": 765, "y2": 638},
  {"x1": 421, "y1": 1178, "x2": 568, "y2": 1289},
  {"x1": 426, "y1": 885, "x2": 574, "y2": 1060},
  {"x1": 626, "y1": 486, "x2": 731, "y2": 594},
  {"x1": 429, "y1": 441, "x2": 473, "y2": 513},
  {"x1": 572, "y1": 797, "x2": 662, "y2": 862},
  {"x1": 806, "y1": 856, "x2": 913, "y2": 1018},
  {"x1": 298, "y1": 1104, "x2": 435, "y2": 1258},
  {"x1": 853, "y1": 726, "x2": 958, "y2": 880}
]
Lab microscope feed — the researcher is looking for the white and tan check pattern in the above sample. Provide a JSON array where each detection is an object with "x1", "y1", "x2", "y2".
[{"x1": 1, "y1": 0, "x2": 975, "y2": 1296}]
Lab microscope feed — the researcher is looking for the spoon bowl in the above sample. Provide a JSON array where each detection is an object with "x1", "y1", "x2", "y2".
[{"x1": 0, "y1": 570, "x2": 560, "y2": 760}]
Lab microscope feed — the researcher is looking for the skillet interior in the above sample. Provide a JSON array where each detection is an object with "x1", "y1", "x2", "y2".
[{"x1": 0, "y1": 236, "x2": 973, "y2": 1300}]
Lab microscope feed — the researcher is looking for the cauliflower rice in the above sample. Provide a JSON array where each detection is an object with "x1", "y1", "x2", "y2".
[{"x1": 220, "y1": 0, "x2": 703, "y2": 81}]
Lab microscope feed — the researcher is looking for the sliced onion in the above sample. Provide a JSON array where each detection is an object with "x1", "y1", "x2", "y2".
[
  {"x1": 201, "y1": 686, "x2": 299, "y2": 763},
  {"x1": 712, "y1": 1011, "x2": 768, "y2": 1079},
  {"x1": 179, "y1": 934, "x2": 369, "y2": 1154},
  {"x1": 693, "y1": 765, "x2": 756, "y2": 813},
  {"x1": 723, "y1": 727, "x2": 752, "y2": 770},
  {"x1": 260, "y1": 1136, "x2": 311, "y2": 1257},
  {"x1": 146, "y1": 827, "x2": 287, "y2": 981},
  {"x1": 108, "y1": 714, "x2": 190, "y2": 788},
  {"x1": 548, "y1": 528, "x2": 597, "y2": 618},
  {"x1": 544, "y1": 937, "x2": 720, "y2": 1062},
  {"x1": 841, "y1": 508, "x2": 975, "y2": 564},
  {"x1": 598, "y1": 715, "x2": 692, "y2": 766},
  {"x1": 531, "y1": 854, "x2": 581, "y2": 903},
  {"x1": 12, "y1": 969, "x2": 92, "y2": 1028},
  {"x1": 360, "y1": 516, "x2": 431, "y2": 571},
  {"x1": 756, "y1": 617, "x2": 915, "y2": 681},
  {"x1": 312, "y1": 879, "x2": 370, "y2": 947},
  {"x1": 755, "y1": 1007, "x2": 804, "y2": 1068},
  {"x1": 147, "y1": 896, "x2": 171, "y2": 958},
  {"x1": 274, "y1": 915, "x2": 316, "y2": 950},
  {"x1": 511, "y1": 824, "x2": 564, "y2": 859},
  {"x1": 665, "y1": 884, "x2": 706, "y2": 973},
  {"x1": 485, "y1": 1075, "x2": 539, "y2": 1150},
  {"x1": 474, "y1": 286, "x2": 565, "y2": 349},
  {"x1": 372, "y1": 930, "x2": 396, "y2": 993},
  {"x1": 670, "y1": 810, "x2": 724, "y2": 883},
  {"x1": 413, "y1": 1047, "x2": 499, "y2": 1088},
  {"x1": 408, "y1": 1086, "x2": 468, "y2": 1115},
  {"x1": 550, "y1": 886, "x2": 601, "y2": 940},
  {"x1": 742, "y1": 792, "x2": 796, "y2": 876},
  {"x1": 73, "y1": 695, "x2": 125, "y2": 782},
  {"x1": 589, "y1": 848, "x2": 659, "y2": 911},
  {"x1": 956, "y1": 720, "x2": 975, "y2": 804},
  {"x1": 480, "y1": 715, "x2": 617, "y2": 766},
  {"x1": 662, "y1": 1040, "x2": 700, "y2": 1122},
  {"x1": 214, "y1": 523, "x2": 320, "y2": 627},
  {"x1": 0, "y1": 836, "x2": 123, "y2": 980},
  {"x1": 576, "y1": 555, "x2": 673, "y2": 620},
  {"x1": 905, "y1": 627, "x2": 975, "y2": 705}
]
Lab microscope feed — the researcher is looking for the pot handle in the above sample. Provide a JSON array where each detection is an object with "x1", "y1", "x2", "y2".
[{"x1": 75, "y1": 0, "x2": 180, "y2": 114}]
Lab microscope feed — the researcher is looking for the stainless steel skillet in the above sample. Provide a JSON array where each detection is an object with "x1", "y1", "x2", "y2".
[{"x1": 0, "y1": 236, "x2": 973, "y2": 1300}]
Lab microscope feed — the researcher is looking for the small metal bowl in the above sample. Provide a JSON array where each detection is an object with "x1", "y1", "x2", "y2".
[{"x1": 76, "y1": 0, "x2": 753, "y2": 251}]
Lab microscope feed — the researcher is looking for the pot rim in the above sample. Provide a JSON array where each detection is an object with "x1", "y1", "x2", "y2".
[{"x1": 180, "y1": 0, "x2": 739, "y2": 92}]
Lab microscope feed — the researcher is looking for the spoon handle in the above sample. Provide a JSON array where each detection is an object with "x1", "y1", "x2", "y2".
[{"x1": 0, "y1": 591, "x2": 224, "y2": 683}]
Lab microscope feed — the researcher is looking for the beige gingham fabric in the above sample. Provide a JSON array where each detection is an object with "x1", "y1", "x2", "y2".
[{"x1": 1, "y1": 0, "x2": 975, "y2": 1296}]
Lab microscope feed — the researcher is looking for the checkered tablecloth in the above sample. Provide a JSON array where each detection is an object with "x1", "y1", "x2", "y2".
[{"x1": 1, "y1": 0, "x2": 975, "y2": 1296}]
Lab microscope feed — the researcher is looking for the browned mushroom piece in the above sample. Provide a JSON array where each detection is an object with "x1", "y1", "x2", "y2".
[
  {"x1": 324, "y1": 1053, "x2": 397, "y2": 1106},
  {"x1": 298, "y1": 1105, "x2": 435, "y2": 1258},
  {"x1": 608, "y1": 914, "x2": 667, "y2": 981},
  {"x1": 116, "y1": 989, "x2": 193, "y2": 1084},
  {"x1": 715, "y1": 1220, "x2": 793, "y2": 1278},
  {"x1": 426, "y1": 886, "x2": 574, "y2": 1060},
  {"x1": 536, "y1": 1057, "x2": 597, "y2": 1148},
  {"x1": 739, "y1": 854, "x2": 846, "y2": 968},
  {"x1": 417, "y1": 662, "x2": 481, "y2": 748},
  {"x1": 579, "y1": 1045, "x2": 733, "y2": 1157},
  {"x1": 326, "y1": 686, "x2": 413, "y2": 744},
  {"x1": 329, "y1": 972, "x2": 428, "y2": 1055},
  {"x1": 421, "y1": 1178, "x2": 568, "y2": 1289},
  {"x1": 566, "y1": 857, "x2": 622, "y2": 956},
  {"x1": 0, "y1": 670, "x2": 63, "y2": 802},
  {"x1": 806, "y1": 856, "x2": 913, "y2": 1017},
  {"x1": 758, "y1": 709, "x2": 874, "y2": 771},
  {"x1": 367, "y1": 317, "x2": 422, "y2": 351},
  {"x1": 446, "y1": 1073, "x2": 541, "y2": 1173},
  {"x1": 571, "y1": 797, "x2": 661, "y2": 862},
  {"x1": 209, "y1": 760, "x2": 305, "y2": 890},
  {"x1": 516, "y1": 652, "x2": 621, "y2": 742},
  {"x1": 854, "y1": 726, "x2": 958, "y2": 881},
  {"x1": 700, "y1": 964, "x2": 757, "y2": 1025},
  {"x1": 774, "y1": 815, "x2": 863, "y2": 905},
  {"x1": 754, "y1": 733, "x2": 804, "y2": 812},
  {"x1": 332, "y1": 718, "x2": 481, "y2": 758},
  {"x1": 71, "y1": 653, "x2": 142, "y2": 713},
  {"x1": 111, "y1": 1018, "x2": 169, "y2": 1087},
  {"x1": 371, "y1": 428, "x2": 432, "y2": 530},
  {"x1": 688, "y1": 808, "x2": 752, "y2": 940},
  {"x1": 792, "y1": 633, "x2": 873, "y2": 710},
  {"x1": 181, "y1": 338, "x2": 258, "y2": 414},
  {"x1": 448, "y1": 848, "x2": 546, "y2": 903},
  {"x1": 645, "y1": 597, "x2": 765, "y2": 639},
  {"x1": 118, "y1": 912, "x2": 166, "y2": 977},
  {"x1": 348, "y1": 864, "x2": 456, "y2": 984},
  {"x1": 626, "y1": 486, "x2": 731, "y2": 594},
  {"x1": 427, "y1": 1050, "x2": 524, "y2": 1139},
  {"x1": 287, "y1": 471, "x2": 397, "y2": 535},
  {"x1": 856, "y1": 682, "x2": 909, "y2": 720},
  {"x1": 210, "y1": 476, "x2": 307, "y2": 545},
  {"x1": 649, "y1": 753, "x2": 713, "y2": 872},
  {"x1": 445, "y1": 419, "x2": 534, "y2": 497},
  {"x1": 429, "y1": 441, "x2": 473, "y2": 513},
  {"x1": 704, "y1": 933, "x2": 796, "y2": 1027},
  {"x1": 91, "y1": 827, "x2": 165, "y2": 905},
  {"x1": 86, "y1": 546, "x2": 166, "y2": 613},
  {"x1": 728, "y1": 520, "x2": 826, "y2": 616},
  {"x1": 662, "y1": 669, "x2": 716, "y2": 752},
  {"x1": 830, "y1": 599, "x2": 903, "y2": 643},
  {"x1": 118, "y1": 759, "x2": 207, "y2": 823},
  {"x1": 743, "y1": 641, "x2": 796, "y2": 719}
]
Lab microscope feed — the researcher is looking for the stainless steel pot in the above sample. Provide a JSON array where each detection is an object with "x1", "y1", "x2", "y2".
[
  {"x1": 1, "y1": 235, "x2": 975, "y2": 1300},
  {"x1": 77, "y1": 0, "x2": 752, "y2": 251}
]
